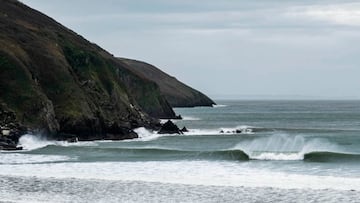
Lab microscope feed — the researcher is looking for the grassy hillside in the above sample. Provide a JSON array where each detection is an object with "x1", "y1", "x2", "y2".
[
  {"x1": 120, "y1": 58, "x2": 216, "y2": 107},
  {"x1": 0, "y1": 0, "x2": 177, "y2": 140}
]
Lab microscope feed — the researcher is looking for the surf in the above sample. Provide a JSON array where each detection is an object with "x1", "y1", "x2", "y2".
[
  {"x1": 17, "y1": 134, "x2": 97, "y2": 151},
  {"x1": 232, "y1": 134, "x2": 360, "y2": 162}
]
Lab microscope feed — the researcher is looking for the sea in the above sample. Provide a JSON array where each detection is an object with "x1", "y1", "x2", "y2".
[{"x1": 1, "y1": 100, "x2": 360, "y2": 203}]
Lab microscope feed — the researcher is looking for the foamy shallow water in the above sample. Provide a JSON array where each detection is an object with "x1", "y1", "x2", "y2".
[
  {"x1": 2, "y1": 101, "x2": 360, "y2": 202},
  {"x1": 0, "y1": 161, "x2": 360, "y2": 191},
  {"x1": 0, "y1": 175, "x2": 358, "y2": 203}
]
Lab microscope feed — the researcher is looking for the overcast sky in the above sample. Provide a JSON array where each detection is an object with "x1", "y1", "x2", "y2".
[{"x1": 21, "y1": 0, "x2": 360, "y2": 99}]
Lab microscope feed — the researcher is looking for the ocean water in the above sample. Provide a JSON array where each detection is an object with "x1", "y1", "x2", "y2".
[{"x1": 1, "y1": 100, "x2": 360, "y2": 202}]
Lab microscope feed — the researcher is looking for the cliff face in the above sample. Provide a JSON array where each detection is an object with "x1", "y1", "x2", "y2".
[
  {"x1": 120, "y1": 58, "x2": 216, "y2": 108},
  {"x1": 0, "y1": 0, "x2": 179, "y2": 140},
  {"x1": 115, "y1": 67, "x2": 176, "y2": 119}
]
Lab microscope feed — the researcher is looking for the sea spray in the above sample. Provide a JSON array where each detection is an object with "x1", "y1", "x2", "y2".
[
  {"x1": 133, "y1": 127, "x2": 163, "y2": 141},
  {"x1": 233, "y1": 134, "x2": 346, "y2": 161},
  {"x1": 18, "y1": 134, "x2": 97, "y2": 151},
  {"x1": 183, "y1": 125, "x2": 254, "y2": 136},
  {"x1": 18, "y1": 134, "x2": 57, "y2": 150}
]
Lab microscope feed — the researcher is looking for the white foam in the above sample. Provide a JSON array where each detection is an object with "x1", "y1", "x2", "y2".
[
  {"x1": 18, "y1": 134, "x2": 56, "y2": 150},
  {"x1": 213, "y1": 104, "x2": 228, "y2": 108},
  {"x1": 220, "y1": 125, "x2": 254, "y2": 134},
  {"x1": 182, "y1": 116, "x2": 201, "y2": 121},
  {"x1": 183, "y1": 129, "x2": 220, "y2": 135},
  {"x1": 234, "y1": 134, "x2": 344, "y2": 161},
  {"x1": 250, "y1": 152, "x2": 303, "y2": 161},
  {"x1": 0, "y1": 153, "x2": 73, "y2": 164},
  {"x1": 18, "y1": 134, "x2": 97, "y2": 151},
  {"x1": 0, "y1": 160, "x2": 359, "y2": 190},
  {"x1": 132, "y1": 127, "x2": 163, "y2": 141},
  {"x1": 132, "y1": 127, "x2": 180, "y2": 141},
  {"x1": 182, "y1": 125, "x2": 254, "y2": 136},
  {"x1": 134, "y1": 127, "x2": 219, "y2": 139},
  {"x1": 132, "y1": 125, "x2": 255, "y2": 139},
  {"x1": 133, "y1": 127, "x2": 211, "y2": 141}
]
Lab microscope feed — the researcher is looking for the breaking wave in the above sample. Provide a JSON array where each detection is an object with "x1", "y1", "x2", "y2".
[
  {"x1": 18, "y1": 134, "x2": 97, "y2": 151},
  {"x1": 233, "y1": 134, "x2": 359, "y2": 162},
  {"x1": 14, "y1": 132, "x2": 360, "y2": 163},
  {"x1": 246, "y1": 151, "x2": 360, "y2": 162}
]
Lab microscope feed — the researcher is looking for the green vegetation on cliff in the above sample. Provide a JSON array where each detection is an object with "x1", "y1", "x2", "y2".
[
  {"x1": 0, "y1": 0, "x2": 174, "y2": 140},
  {"x1": 0, "y1": 0, "x2": 213, "y2": 141},
  {"x1": 120, "y1": 58, "x2": 216, "y2": 107}
]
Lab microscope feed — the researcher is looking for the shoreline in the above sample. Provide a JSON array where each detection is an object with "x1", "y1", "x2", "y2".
[{"x1": 0, "y1": 175, "x2": 358, "y2": 203}]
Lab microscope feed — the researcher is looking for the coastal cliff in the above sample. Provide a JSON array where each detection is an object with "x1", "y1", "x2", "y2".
[
  {"x1": 120, "y1": 58, "x2": 216, "y2": 107},
  {"x1": 0, "y1": 0, "x2": 213, "y2": 145}
]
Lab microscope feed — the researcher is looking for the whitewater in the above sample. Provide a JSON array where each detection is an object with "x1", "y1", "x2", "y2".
[{"x1": 1, "y1": 100, "x2": 360, "y2": 202}]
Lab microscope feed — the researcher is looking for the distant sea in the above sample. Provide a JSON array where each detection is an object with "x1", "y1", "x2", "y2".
[{"x1": 1, "y1": 100, "x2": 360, "y2": 202}]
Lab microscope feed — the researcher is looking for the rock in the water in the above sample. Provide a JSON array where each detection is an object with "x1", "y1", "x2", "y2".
[
  {"x1": 219, "y1": 129, "x2": 243, "y2": 134},
  {"x1": 66, "y1": 137, "x2": 78, "y2": 143},
  {"x1": 0, "y1": 143, "x2": 22, "y2": 150},
  {"x1": 181, "y1": 127, "x2": 189, "y2": 133},
  {"x1": 0, "y1": 109, "x2": 27, "y2": 150},
  {"x1": 158, "y1": 120, "x2": 182, "y2": 134},
  {"x1": 0, "y1": 137, "x2": 22, "y2": 150}
]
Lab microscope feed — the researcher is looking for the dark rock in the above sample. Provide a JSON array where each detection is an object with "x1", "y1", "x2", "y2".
[
  {"x1": 0, "y1": 137, "x2": 22, "y2": 150},
  {"x1": 158, "y1": 120, "x2": 182, "y2": 134},
  {"x1": 0, "y1": 142, "x2": 22, "y2": 151},
  {"x1": 66, "y1": 137, "x2": 78, "y2": 143},
  {"x1": 219, "y1": 130, "x2": 224, "y2": 133},
  {"x1": 0, "y1": 109, "x2": 27, "y2": 150},
  {"x1": 235, "y1": 129, "x2": 242, "y2": 134},
  {"x1": 181, "y1": 126, "x2": 189, "y2": 133}
]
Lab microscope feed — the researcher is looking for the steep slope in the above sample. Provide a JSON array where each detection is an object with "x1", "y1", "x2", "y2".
[
  {"x1": 120, "y1": 58, "x2": 216, "y2": 107},
  {"x1": 0, "y1": 0, "x2": 177, "y2": 141}
]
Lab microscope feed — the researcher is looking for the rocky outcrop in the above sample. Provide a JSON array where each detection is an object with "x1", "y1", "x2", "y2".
[
  {"x1": 119, "y1": 58, "x2": 216, "y2": 108},
  {"x1": 158, "y1": 120, "x2": 182, "y2": 134},
  {"x1": 180, "y1": 127, "x2": 189, "y2": 133},
  {"x1": 158, "y1": 120, "x2": 188, "y2": 134},
  {"x1": 0, "y1": 108, "x2": 25, "y2": 150}
]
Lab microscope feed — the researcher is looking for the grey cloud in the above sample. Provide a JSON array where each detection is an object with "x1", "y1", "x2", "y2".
[{"x1": 20, "y1": 0, "x2": 360, "y2": 99}]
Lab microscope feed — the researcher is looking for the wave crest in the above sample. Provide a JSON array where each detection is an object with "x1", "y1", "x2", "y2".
[
  {"x1": 304, "y1": 151, "x2": 360, "y2": 162},
  {"x1": 18, "y1": 134, "x2": 97, "y2": 151},
  {"x1": 232, "y1": 134, "x2": 360, "y2": 162}
]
